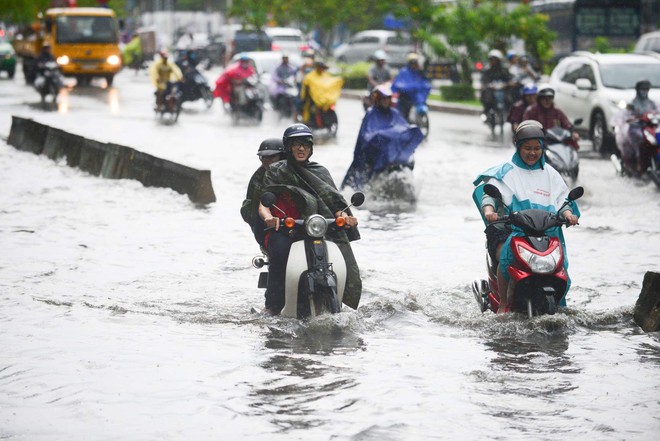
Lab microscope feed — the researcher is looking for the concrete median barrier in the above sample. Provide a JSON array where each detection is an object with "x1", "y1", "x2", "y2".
[
  {"x1": 7, "y1": 116, "x2": 216, "y2": 205},
  {"x1": 634, "y1": 271, "x2": 660, "y2": 333}
]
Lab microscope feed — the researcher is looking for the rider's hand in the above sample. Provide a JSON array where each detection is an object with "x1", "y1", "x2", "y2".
[
  {"x1": 264, "y1": 216, "x2": 280, "y2": 231},
  {"x1": 336, "y1": 211, "x2": 358, "y2": 228},
  {"x1": 485, "y1": 212, "x2": 499, "y2": 223},
  {"x1": 483, "y1": 206, "x2": 498, "y2": 223},
  {"x1": 563, "y1": 212, "x2": 579, "y2": 226},
  {"x1": 571, "y1": 131, "x2": 580, "y2": 141}
]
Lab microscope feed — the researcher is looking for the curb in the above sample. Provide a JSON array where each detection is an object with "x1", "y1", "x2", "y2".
[{"x1": 341, "y1": 90, "x2": 483, "y2": 116}]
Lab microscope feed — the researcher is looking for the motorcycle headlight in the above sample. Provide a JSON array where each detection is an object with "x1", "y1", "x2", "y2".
[
  {"x1": 107, "y1": 55, "x2": 121, "y2": 66},
  {"x1": 518, "y1": 245, "x2": 562, "y2": 274},
  {"x1": 56, "y1": 55, "x2": 69, "y2": 66},
  {"x1": 305, "y1": 214, "x2": 327, "y2": 238}
]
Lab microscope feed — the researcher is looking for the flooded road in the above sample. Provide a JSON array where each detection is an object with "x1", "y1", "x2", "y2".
[{"x1": 1, "y1": 68, "x2": 659, "y2": 440}]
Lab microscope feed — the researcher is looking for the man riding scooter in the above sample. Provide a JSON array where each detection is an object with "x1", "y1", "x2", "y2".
[
  {"x1": 624, "y1": 79, "x2": 658, "y2": 175},
  {"x1": 391, "y1": 53, "x2": 431, "y2": 124},
  {"x1": 149, "y1": 50, "x2": 183, "y2": 112},
  {"x1": 342, "y1": 84, "x2": 423, "y2": 192},
  {"x1": 523, "y1": 86, "x2": 580, "y2": 148}
]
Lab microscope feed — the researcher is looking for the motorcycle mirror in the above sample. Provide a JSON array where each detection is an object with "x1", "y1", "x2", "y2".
[
  {"x1": 567, "y1": 186, "x2": 584, "y2": 201},
  {"x1": 573, "y1": 118, "x2": 583, "y2": 126},
  {"x1": 483, "y1": 184, "x2": 502, "y2": 200},
  {"x1": 260, "y1": 192, "x2": 276, "y2": 208},
  {"x1": 351, "y1": 192, "x2": 366, "y2": 207}
]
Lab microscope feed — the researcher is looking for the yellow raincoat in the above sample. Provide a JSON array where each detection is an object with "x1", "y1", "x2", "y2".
[{"x1": 301, "y1": 70, "x2": 343, "y2": 121}]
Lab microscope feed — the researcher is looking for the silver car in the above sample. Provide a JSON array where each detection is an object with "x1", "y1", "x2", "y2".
[
  {"x1": 333, "y1": 30, "x2": 416, "y2": 67},
  {"x1": 549, "y1": 52, "x2": 660, "y2": 155}
]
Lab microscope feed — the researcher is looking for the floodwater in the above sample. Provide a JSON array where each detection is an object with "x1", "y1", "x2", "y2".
[{"x1": 1, "y1": 69, "x2": 659, "y2": 440}]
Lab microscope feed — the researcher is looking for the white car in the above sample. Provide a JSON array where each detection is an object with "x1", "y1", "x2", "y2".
[
  {"x1": 549, "y1": 52, "x2": 660, "y2": 154},
  {"x1": 333, "y1": 30, "x2": 416, "y2": 67},
  {"x1": 264, "y1": 27, "x2": 310, "y2": 55}
]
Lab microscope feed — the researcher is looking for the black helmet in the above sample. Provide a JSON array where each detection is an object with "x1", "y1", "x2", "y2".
[
  {"x1": 514, "y1": 120, "x2": 545, "y2": 146},
  {"x1": 537, "y1": 87, "x2": 555, "y2": 98},
  {"x1": 283, "y1": 123, "x2": 314, "y2": 147},
  {"x1": 257, "y1": 138, "x2": 284, "y2": 157},
  {"x1": 635, "y1": 79, "x2": 651, "y2": 91}
]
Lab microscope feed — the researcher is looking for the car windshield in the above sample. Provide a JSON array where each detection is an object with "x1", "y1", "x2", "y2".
[
  {"x1": 56, "y1": 16, "x2": 118, "y2": 44},
  {"x1": 600, "y1": 63, "x2": 660, "y2": 89}
]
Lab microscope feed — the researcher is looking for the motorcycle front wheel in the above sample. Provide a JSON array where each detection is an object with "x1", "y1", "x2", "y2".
[
  {"x1": 415, "y1": 111, "x2": 429, "y2": 138},
  {"x1": 309, "y1": 286, "x2": 341, "y2": 317},
  {"x1": 325, "y1": 110, "x2": 338, "y2": 137}
]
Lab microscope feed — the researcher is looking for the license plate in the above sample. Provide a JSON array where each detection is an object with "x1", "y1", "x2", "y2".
[{"x1": 80, "y1": 63, "x2": 97, "y2": 70}]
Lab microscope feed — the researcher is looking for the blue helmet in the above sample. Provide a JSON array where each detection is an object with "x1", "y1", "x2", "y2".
[{"x1": 522, "y1": 84, "x2": 538, "y2": 95}]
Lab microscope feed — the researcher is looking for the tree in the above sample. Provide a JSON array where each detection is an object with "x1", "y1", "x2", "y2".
[
  {"x1": 410, "y1": 0, "x2": 554, "y2": 84},
  {"x1": 0, "y1": 0, "x2": 51, "y2": 24}
]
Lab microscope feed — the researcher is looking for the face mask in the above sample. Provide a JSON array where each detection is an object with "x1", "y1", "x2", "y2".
[{"x1": 639, "y1": 90, "x2": 649, "y2": 100}]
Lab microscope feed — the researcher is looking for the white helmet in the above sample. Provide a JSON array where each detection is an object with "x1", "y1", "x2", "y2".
[
  {"x1": 373, "y1": 50, "x2": 387, "y2": 61},
  {"x1": 488, "y1": 49, "x2": 503, "y2": 60}
]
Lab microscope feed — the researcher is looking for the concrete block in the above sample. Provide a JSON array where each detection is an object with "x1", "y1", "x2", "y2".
[
  {"x1": 634, "y1": 271, "x2": 660, "y2": 333},
  {"x1": 7, "y1": 116, "x2": 216, "y2": 205},
  {"x1": 43, "y1": 127, "x2": 84, "y2": 167},
  {"x1": 8, "y1": 116, "x2": 49, "y2": 154}
]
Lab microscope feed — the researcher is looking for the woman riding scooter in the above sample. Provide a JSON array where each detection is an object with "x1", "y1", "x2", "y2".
[{"x1": 473, "y1": 120, "x2": 580, "y2": 313}]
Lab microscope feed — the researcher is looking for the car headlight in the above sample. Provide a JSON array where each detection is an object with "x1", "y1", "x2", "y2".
[
  {"x1": 57, "y1": 55, "x2": 69, "y2": 65},
  {"x1": 305, "y1": 214, "x2": 327, "y2": 238},
  {"x1": 518, "y1": 245, "x2": 562, "y2": 274},
  {"x1": 107, "y1": 54, "x2": 121, "y2": 66}
]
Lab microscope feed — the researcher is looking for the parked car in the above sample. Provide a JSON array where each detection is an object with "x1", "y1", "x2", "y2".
[
  {"x1": 548, "y1": 51, "x2": 660, "y2": 155},
  {"x1": 333, "y1": 30, "x2": 416, "y2": 67},
  {"x1": 231, "y1": 29, "x2": 272, "y2": 56},
  {"x1": 634, "y1": 30, "x2": 660, "y2": 55},
  {"x1": 265, "y1": 27, "x2": 310, "y2": 55},
  {"x1": 0, "y1": 36, "x2": 16, "y2": 79}
]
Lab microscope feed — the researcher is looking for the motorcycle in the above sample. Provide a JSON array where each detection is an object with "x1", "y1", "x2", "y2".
[
  {"x1": 342, "y1": 116, "x2": 424, "y2": 204},
  {"x1": 392, "y1": 71, "x2": 431, "y2": 139},
  {"x1": 301, "y1": 74, "x2": 343, "y2": 137},
  {"x1": 472, "y1": 184, "x2": 584, "y2": 318},
  {"x1": 179, "y1": 64, "x2": 214, "y2": 109},
  {"x1": 481, "y1": 80, "x2": 511, "y2": 136},
  {"x1": 613, "y1": 108, "x2": 660, "y2": 187},
  {"x1": 252, "y1": 191, "x2": 365, "y2": 319},
  {"x1": 544, "y1": 118, "x2": 583, "y2": 186},
  {"x1": 272, "y1": 77, "x2": 298, "y2": 120},
  {"x1": 229, "y1": 75, "x2": 264, "y2": 124},
  {"x1": 34, "y1": 61, "x2": 63, "y2": 105},
  {"x1": 156, "y1": 81, "x2": 183, "y2": 123}
]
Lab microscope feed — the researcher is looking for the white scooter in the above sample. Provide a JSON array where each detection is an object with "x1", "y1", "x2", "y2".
[{"x1": 253, "y1": 191, "x2": 365, "y2": 318}]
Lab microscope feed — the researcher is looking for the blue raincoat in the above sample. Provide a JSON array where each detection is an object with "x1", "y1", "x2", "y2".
[
  {"x1": 472, "y1": 151, "x2": 580, "y2": 301},
  {"x1": 341, "y1": 106, "x2": 424, "y2": 190},
  {"x1": 391, "y1": 67, "x2": 431, "y2": 106}
]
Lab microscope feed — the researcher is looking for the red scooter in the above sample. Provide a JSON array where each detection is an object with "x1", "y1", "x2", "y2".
[{"x1": 472, "y1": 184, "x2": 584, "y2": 318}]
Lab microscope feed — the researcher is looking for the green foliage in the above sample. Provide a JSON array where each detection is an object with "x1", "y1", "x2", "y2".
[
  {"x1": 592, "y1": 37, "x2": 629, "y2": 54},
  {"x1": 338, "y1": 61, "x2": 370, "y2": 89},
  {"x1": 0, "y1": 0, "x2": 50, "y2": 24},
  {"x1": 440, "y1": 84, "x2": 475, "y2": 101},
  {"x1": 412, "y1": 1, "x2": 555, "y2": 84}
]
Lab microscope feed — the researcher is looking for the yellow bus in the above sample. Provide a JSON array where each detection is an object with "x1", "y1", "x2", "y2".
[{"x1": 14, "y1": 7, "x2": 122, "y2": 86}]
